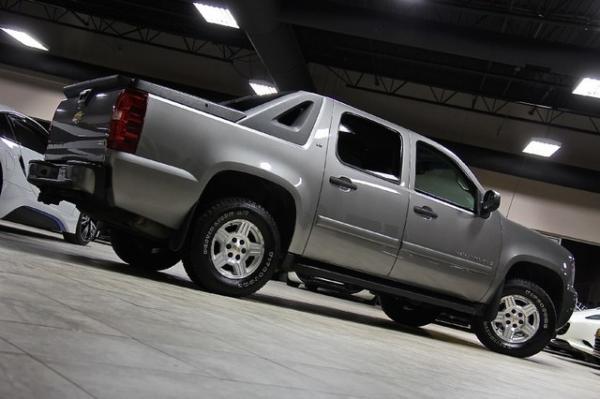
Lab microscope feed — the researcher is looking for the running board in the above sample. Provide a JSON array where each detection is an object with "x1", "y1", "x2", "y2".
[{"x1": 292, "y1": 258, "x2": 486, "y2": 316}]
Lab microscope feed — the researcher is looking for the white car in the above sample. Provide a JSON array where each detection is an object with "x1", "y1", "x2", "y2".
[
  {"x1": 554, "y1": 308, "x2": 600, "y2": 361},
  {"x1": 0, "y1": 105, "x2": 96, "y2": 245}
]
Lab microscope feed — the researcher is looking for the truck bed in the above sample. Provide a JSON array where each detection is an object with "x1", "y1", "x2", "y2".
[{"x1": 46, "y1": 75, "x2": 246, "y2": 163}]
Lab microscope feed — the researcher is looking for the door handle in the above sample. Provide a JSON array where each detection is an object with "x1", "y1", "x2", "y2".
[
  {"x1": 413, "y1": 205, "x2": 438, "y2": 219},
  {"x1": 329, "y1": 176, "x2": 357, "y2": 191}
]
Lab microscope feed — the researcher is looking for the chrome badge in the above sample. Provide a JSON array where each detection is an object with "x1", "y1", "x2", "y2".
[{"x1": 72, "y1": 111, "x2": 85, "y2": 125}]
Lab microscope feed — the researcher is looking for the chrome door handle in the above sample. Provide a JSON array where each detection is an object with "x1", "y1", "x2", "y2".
[
  {"x1": 329, "y1": 176, "x2": 357, "y2": 191},
  {"x1": 413, "y1": 205, "x2": 438, "y2": 219}
]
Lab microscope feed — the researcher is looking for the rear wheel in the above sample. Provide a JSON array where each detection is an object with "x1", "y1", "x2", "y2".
[
  {"x1": 111, "y1": 230, "x2": 180, "y2": 271},
  {"x1": 63, "y1": 213, "x2": 98, "y2": 246},
  {"x1": 472, "y1": 279, "x2": 556, "y2": 358},
  {"x1": 380, "y1": 294, "x2": 439, "y2": 327},
  {"x1": 183, "y1": 198, "x2": 281, "y2": 297}
]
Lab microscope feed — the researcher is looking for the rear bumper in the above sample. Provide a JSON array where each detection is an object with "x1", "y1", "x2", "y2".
[
  {"x1": 28, "y1": 161, "x2": 99, "y2": 196},
  {"x1": 28, "y1": 153, "x2": 199, "y2": 238}
]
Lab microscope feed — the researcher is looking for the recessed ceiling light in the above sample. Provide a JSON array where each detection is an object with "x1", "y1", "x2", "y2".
[
  {"x1": 573, "y1": 77, "x2": 600, "y2": 99},
  {"x1": 193, "y1": 3, "x2": 239, "y2": 29},
  {"x1": 249, "y1": 80, "x2": 278, "y2": 96},
  {"x1": 1, "y1": 28, "x2": 48, "y2": 51},
  {"x1": 522, "y1": 138, "x2": 561, "y2": 157}
]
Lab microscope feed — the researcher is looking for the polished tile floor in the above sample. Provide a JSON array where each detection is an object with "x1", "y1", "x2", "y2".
[{"x1": 1, "y1": 221, "x2": 599, "y2": 399}]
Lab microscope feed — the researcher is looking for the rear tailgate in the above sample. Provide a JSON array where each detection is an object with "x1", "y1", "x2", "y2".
[{"x1": 45, "y1": 76, "x2": 133, "y2": 163}]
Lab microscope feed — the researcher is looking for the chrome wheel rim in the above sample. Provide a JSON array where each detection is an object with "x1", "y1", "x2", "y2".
[
  {"x1": 210, "y1": 219, "x2": 264, "y2": 280},
  {"x1": 490, "y1": 294, "x2": 540, "y2": 344},
  {"x1": 79, "y1": 214, "x2": 98, "y2": 242}
]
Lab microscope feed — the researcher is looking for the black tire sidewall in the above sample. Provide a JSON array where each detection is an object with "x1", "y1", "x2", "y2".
[
  {"x1": 473, "y1": 279, "x2": 556, "y2": 358},
  {"x1": 111, "y1": 230, "x2": 180, "y2": 271},
  {"x1": 185, "y1": 199, "x2": 280, "y2": 297}
]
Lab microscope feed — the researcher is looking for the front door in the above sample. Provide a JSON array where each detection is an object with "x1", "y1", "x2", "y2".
[
  {"x1": 7, "y1": 114, "x2": 48, "y2": 197},
  {"x1": 390, "y1": 140, "x2": 502, "y2": 301},
  {"x1": 303, "y1": 104, "x2": 410, "y2": 277}
]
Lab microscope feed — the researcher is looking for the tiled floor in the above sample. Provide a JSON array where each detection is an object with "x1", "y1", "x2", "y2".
[{"x1": 1, "y1": 221, "x2": 599, "y2": 399}]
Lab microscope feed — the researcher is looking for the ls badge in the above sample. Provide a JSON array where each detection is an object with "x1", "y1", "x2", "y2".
[{"x1": 72, "y1": 111, "x2": 85, "y2": 125}]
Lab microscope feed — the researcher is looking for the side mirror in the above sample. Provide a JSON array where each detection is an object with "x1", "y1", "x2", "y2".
[{"x1": 480, "y1": 190, "x2": 501, "y2": 218}]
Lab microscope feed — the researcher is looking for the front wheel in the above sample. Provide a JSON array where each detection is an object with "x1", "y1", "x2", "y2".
[
  {"x1": 63, "y1": 213, "x2": 98, "y2": 246},
  {"x1": 380, "y1": 294, "x2": 439, "y2": 327},
  {"x1": 183, "y1": 198, "x2": 281, "y2": 297},
  {"x1": 472, "y1": 279, "x2": 556, "y2": 358},
  {"x1": 111, "y1": 230, "x2": 180, "y2": 271}
]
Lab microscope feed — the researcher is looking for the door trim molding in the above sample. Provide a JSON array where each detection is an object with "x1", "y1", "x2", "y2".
[
  {"x1": 402, "y1": 241, "x2": 493, "y2": 275},
  {"x1": 316, "y1": 215, "x2": 400, "y2": 248}
]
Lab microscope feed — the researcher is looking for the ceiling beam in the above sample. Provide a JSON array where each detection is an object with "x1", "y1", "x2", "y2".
[
  {"x1": 280, "y1": 3, "x2": 600, "y2": 80},
  {"x1": 227, "y1": 0, "x2": 314, "y2": 92}
]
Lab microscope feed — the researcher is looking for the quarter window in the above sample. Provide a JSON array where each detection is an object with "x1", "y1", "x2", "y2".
[
  {"x1": 415, "y1": 142, "x2": 477, "y2": 211},
  {"x1": 337, "y1": 113, "x2": 401, "y2": 182},
  {"x1": 8, "y1": 115, "x2": 48, "y2": 154},
  {"x1": 0, "y1": 115, "x2": 14, "y2": 140}
]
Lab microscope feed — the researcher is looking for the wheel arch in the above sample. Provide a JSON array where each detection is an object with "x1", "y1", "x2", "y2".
[
  {"x1": 172, "y1": 169, "x2": 299, "y2": 254},
  {"x1": 504, "y1": 261, "x2": 564, "y2": 315}
]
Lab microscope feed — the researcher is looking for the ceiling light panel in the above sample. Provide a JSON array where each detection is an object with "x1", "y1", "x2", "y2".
[
  {"x1": 1, "y1": 28, "x2": 48, "y2": 51},
  {"x1": 573, "y1": 78, "x2": 600, "y2": 99},
  {"x1": 249, "y1": 81, "x2": 278, "y2": 96},
  {"x1": 193, "y1": 3, "x2": 239, "y2": 28},
  {"x1": 522, "y1": 139, "x2": 561, "y2": 157}
]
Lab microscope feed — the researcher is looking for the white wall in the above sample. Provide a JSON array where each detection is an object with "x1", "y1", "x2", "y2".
[
  {"x1": 474, "y1": 168, "x2": 600, "y2": 244},
  {"x1": 0, "y1": 64, "x2": 67, "y2": 120}
]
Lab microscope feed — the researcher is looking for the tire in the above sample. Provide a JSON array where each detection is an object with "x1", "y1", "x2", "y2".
[
  {"x1": 380, "y1": 294, "x2": 439, "y2": 327},
  {"x1": 182, "y1": 197, "x2": 281, "y2": 297},
  {"x1": 472, "y1": 279, "x2": 556, "y2": 358},
  {"x1": 63, "y1": 213, "x2": 98, "y2": 246},
  {"x1": 111, "y1": 230, "x2": 180, "y2": 271}
]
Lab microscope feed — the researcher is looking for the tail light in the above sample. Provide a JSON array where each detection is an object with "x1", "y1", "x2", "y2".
[{"x1": 108, "y1": 89, "x2": 148, "y2": 153}]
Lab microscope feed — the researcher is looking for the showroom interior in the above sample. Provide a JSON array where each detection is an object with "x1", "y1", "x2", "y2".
[{"x1": 0, "y1": 0, "x2": 600, "y2": 398}]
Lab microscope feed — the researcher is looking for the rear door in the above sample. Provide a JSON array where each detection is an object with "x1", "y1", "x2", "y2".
[
  {"x1": 303, "y1": 103, "x2": 410, "y2": 277},
  {"x1": 390, "y1": 140, "x2": 501, "y2": 301}
]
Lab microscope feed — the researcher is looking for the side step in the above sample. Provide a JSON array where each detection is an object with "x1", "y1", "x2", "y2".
[{"x1": 292, "y1": 258, "x2": 486, "y2": 316}]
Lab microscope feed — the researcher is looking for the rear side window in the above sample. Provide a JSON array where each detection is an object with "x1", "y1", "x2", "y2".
[
  {"x1": 415, "y1": 142, "x2": 477, "y2": 211},
  {"x1": 239, "y1": 94, "x2": 323, "y2": 145},
  {"x1": 337, "y1": 113, "x2": 401, "y2": 183},
  {"x1": 8, "y1": 115, "x2": 48, "y2": 154}
]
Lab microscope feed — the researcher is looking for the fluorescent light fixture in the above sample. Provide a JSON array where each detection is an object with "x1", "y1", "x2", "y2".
[
  {"x1": 523, "y1": 138, "x2": 561, "y2": 157},
  {"x1": 249, "y1": 80, "x2": 278, "y2": 96},
  {"x1": 1, "y1": 28, "x2": 48, "y2": 51},
  {"x1": 193, "y1": 3, "x2": 239, "y2": 28},
  {"x1": 573, "y1": 77, "x2": 600, "y2": 98}
]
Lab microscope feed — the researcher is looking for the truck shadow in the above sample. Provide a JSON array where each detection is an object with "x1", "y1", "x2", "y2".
[
  {"x1": 250, "y1": 292, "x2": 486, "y2": 351},
  {"x1": 0, "y1": 223, "x2": 197, "y2": 290}
]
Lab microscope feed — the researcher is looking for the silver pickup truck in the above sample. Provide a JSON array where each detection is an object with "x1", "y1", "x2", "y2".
[{"x1": 28, "y1": 75, "x2": 576, "y2": 358}]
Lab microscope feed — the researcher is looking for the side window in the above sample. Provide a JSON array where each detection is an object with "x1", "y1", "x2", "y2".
[
  {"x1": 0, "y1": 115, "x2": 15, "y2": 140},
  {"x1": 8, "y1": 115, "x2": 48, "y2": 154},
  {"x1": 415, "y1": 142, "x2": 477, "y2": 211},
  {"x1": 337, "y1": 113, "x2": 402, "y2": 182}
]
